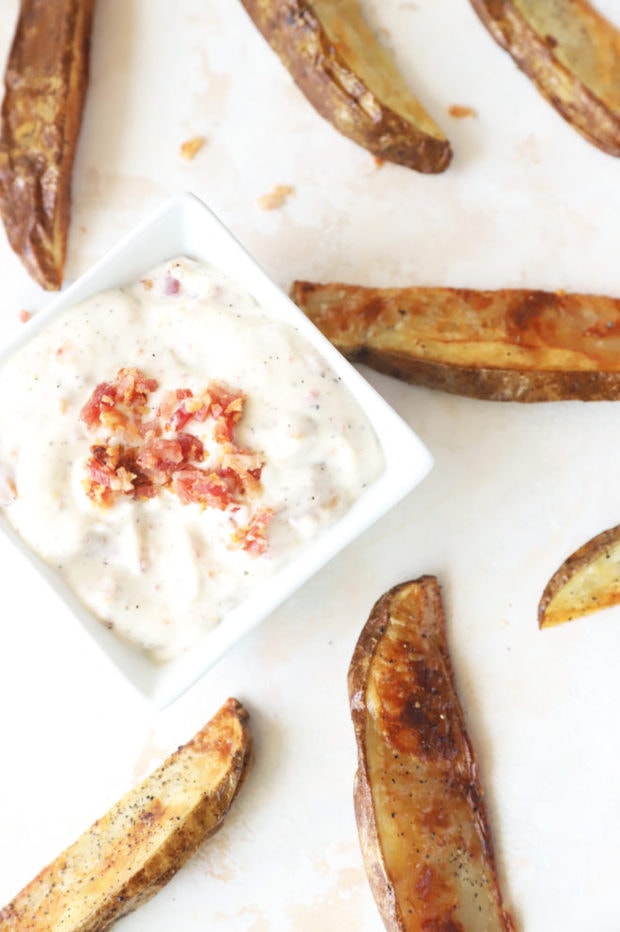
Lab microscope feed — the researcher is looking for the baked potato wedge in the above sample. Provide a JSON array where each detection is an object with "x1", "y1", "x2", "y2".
[
  {"x1": 292, "y1": 280, "x2": 620, "y2": 402},
  {"x1": 469, "y1": 0, "x2": 620, "y2": 155},
  {"x1": 0, "y1": 697, "x2": 253, "y2": 931},
  {"x1": 539, "y1": 524, "x2": 620, "y2": 628},
  {"x1": 348, "y1": 576, "x2": 515, "y2": 930},
  {"x1": 0, "y1": 0, "x2": 95, "y2": 290},
  {"x1": 239, "y1": 0, "x2": 452, "y2": 173}
]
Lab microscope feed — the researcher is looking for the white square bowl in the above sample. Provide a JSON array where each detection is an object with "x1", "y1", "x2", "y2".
[{"x1": 0, "y1": 193, "x2": 432, "y2": 707}]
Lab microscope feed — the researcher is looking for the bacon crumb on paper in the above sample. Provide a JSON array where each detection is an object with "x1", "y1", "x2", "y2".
[
  {"x1": 448, "y1": 104, "x2": 477, "y2": 119},
  {"x1": 179, "y1": 136, "x2": 206, "y2": 160},
  {"x1": 18, "y1": 309, "x2": 32, "y2": 323},
  {"x1": 257, "y1": 185, "x2": 295, "y2": 211}
]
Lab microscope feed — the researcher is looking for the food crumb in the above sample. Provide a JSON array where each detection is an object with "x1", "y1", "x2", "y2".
[
  {"x1": 179, "y1": 136, "x2": 206, "y2": 160},
  {"x1": 18, "y1": 309, "x2": 32, "y2": 323},
  {"x1": 373, "y1": 156, "x2": 385, "y2": 168},
  {"x1": 448, "y1": 104, "x2": 477, "y2": 119},
  {"x1": 257, "y1": 184, "x2": 295, "y2": 211}
]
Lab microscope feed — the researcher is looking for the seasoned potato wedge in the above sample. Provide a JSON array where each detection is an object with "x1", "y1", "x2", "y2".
[
  {"x1": 0, "y1": 698, "x2": 253, "y2": 931},
  {"x1": 470, "y1": 0, "x2": 620, "y2": 155},
  {"x1": 348, "y1": 576, "x2": 515, "y2": 930},
  {"x1": 539, "y1": 524, "x2": 620, "y2": 628},
  {"x1": 292, "y1": 280, "x2": 620, "y2": 402},
  {"x1": 0, "y1": 0, "x2": 95, "y2": 289},
  {"x1": 239, "y1": 0, "x2": 451, "y2": 173}
]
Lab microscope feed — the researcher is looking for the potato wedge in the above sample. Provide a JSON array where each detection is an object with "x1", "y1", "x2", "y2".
[
  {"x1": 239, "y1": 0, "x2": 452, "y2": 173},
  {"x1": 0, "y1": 0, "x2": 95, "y2": 290},
  {"x1": 348, "y1": 576, "x2": 515, "y2": 931},
  {"x1": 0, "y1": 697, "x2": 253, "y2": 931},
  {"x1": 292, "y1": 280, "x2": 620, "y2": 401},
  {"x1": 539, "y1": 524, "x2": 620, "y2": 628},
  {"x1": 469, "y1": 0, "x2": 620, "y2": 155}
]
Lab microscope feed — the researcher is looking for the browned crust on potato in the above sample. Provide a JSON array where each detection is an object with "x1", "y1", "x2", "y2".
[
  {"x1": 539, "y1": 524, "x2": 620, "y2": 628},
  {"x1": 348, "y1": 577, "x2": 515, "y2": 930},
  {"x1": 239, "y1": 0, "x2": 451, "y2": 173},
  {"x1": 0, "y1": 698, "x2": 253, "y2": 931},
  {"x1": 469, "y1": 0, "x2": 620, "y2": 155},
  {"x1": 0, "y1": 0, "x2": 95, "y2": 290},
  {"x1": 292, "y1": 280, "x2": 620, "y2": 402}
]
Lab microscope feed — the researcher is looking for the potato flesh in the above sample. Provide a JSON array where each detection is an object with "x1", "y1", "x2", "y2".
[
  {"x1": 312, "y1": 0, "x2": 444, "y2": 137},
  {"x1": 514, "y1": 0, "x2": 620, "y2": 112},
  {"x1": 349, "y1": 578, "x2": 514, "y2": 930},
  {"x1": 0, "y1": 698, "x2": 253, "y2": 931},
  {"x1": 539, "y1": 525, "x2": 620, "y2": 628}
]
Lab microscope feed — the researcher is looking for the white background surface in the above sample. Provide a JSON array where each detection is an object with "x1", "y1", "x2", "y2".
[{"x1": 0, "y1": 1, "x2": 619, "y2": 929}]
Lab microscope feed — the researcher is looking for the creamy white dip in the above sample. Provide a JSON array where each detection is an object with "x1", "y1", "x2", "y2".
[{"x1": 0, "y1": 257, "x2": 383, "y2": 660}]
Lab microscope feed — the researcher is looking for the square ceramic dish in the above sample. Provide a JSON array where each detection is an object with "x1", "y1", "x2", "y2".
[{"x1": 0, "y1": 193, "x2": 432, "y2": 707}]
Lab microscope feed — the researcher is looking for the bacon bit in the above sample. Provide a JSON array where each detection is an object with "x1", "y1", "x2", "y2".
[
  {"x1": 179, "y1": 135, "x2": 206, "y2": 160},
  {"x1": 157, "y1": 388, "x2": 192, "y2": 424},
  {"x1": 170, "y1": 401, "x2": 195, "y2": 432},
  {"x1": 176, "y1": 432, "x2": 205, "y2": 462},
  {"x1": 164, "y1": 272, "x2": 181, "y2": 296},
  {"x1": 221, "y1": 449, "x2": 264, "y2": 492},
  {"x1": 115, "y1": 367, "x2": 158, "y2": 404},
  {"x1": 83, "y1": 445, "x2": 133, "y2": 507},
  {"x1": 210, "y1": 382, "x2": 245, "y2": 442},
  {"x1": 136, "y1": 437, "x2": 187, "y2": 473},
  {"x1": 80, "y1": 368, "x2": 270, "y2": 555},
  {"x1": 172, "y1": 467, "x2": 242, "y2": 509},
  {"x1": 257, "y1": 184, "x2": 295, "y2": 211},
  {"x1": 80, "y1": 381, "x2": 118, "y2": 427},
  {"x1": 448, "y1": 104, "x2": 477, "y2": 119},
  {"x1": 235, "y1": 508, "x2": 275, "y2": 555},
  {"x1": 18, "y1": 309, "x2": 32, "y2": 323}
]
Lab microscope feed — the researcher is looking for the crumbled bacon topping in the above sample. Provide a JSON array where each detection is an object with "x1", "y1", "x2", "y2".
[
  {"x1": 80, "y1": 368, "x2": 273, "y2": 555},
  {"x1": 234, "y1": 507, "x2": 275, "y2": 556}
]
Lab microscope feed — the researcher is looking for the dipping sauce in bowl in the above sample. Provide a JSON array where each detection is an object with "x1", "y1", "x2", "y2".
[{"x1": 0, "y1": 257, "x2": 384, "y2": 661}]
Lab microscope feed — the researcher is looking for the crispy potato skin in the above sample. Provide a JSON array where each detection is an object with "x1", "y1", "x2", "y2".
[
  {"x1": 348, "y1": 577, "x2": 515, "y2": 931},
  {"x1": 0, "y1": 0, "x2": 95, "y2": 290},
  {"x1": 539, "y1": 524, "x2": 620, "y2": 628},
  {"x1": 0, "y1": 698, "x2": 253, "y2": 931},
  {"x1": 292, "y1": 280, "x2": 620, "y2": 402},
  {"x1": 239, "y1": 0, "x2": 451, "y2": 173},
  {"x1": 470, "y1": 0, "x2": 620, "y2": 155}
]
